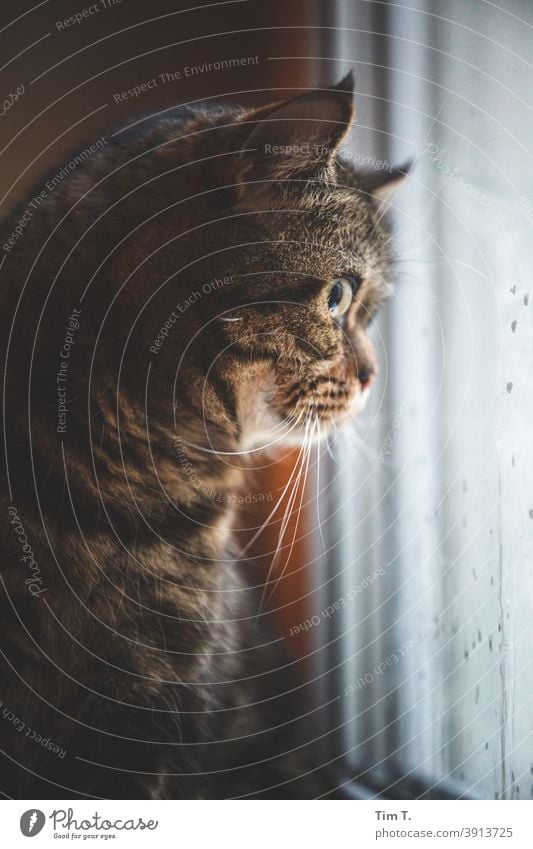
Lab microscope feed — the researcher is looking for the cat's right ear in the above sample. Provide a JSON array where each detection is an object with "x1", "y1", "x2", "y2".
[{"x1": 229, "y1": 74, "x2": 356, "y2": 197}]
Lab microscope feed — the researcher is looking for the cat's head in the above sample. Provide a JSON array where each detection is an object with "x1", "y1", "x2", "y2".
[{"x1": 144, "y1": 74, "x2": 407, "y2": 449}]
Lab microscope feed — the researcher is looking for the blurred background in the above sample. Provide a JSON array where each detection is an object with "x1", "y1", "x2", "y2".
[{"x1": 2, "y1": 0, "x2": 532, "y2": 799}]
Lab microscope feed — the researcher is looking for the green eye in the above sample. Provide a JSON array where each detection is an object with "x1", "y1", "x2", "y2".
[{"x1": 327, "y1": 276, "x2": 354, "y2": 318}]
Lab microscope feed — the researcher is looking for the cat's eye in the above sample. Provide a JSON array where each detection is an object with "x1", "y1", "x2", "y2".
[{"x1": 327, "y1": 276, "x2": 355, "y2": 318}]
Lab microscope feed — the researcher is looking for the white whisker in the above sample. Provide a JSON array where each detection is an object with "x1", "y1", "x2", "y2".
[
  {"x1": 260, "y1": 416, "x2": 316, "y2": 611},
  {"x1": 237, "y1": 415, "x2": 309, "y2": 560}
]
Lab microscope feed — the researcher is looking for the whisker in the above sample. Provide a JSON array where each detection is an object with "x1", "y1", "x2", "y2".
[
  {"x1": 315, "y1": 419, "x2": 328, "y2": 555},
  {"x1": 256, "y1": 415, "x2": 314, "y2": 609},
  {"x1": 261, "y1": 417, "x2": 316, "y2": 610},
  {"x1": 239, "y1": 415, "x2": 309, "y2": 559}
]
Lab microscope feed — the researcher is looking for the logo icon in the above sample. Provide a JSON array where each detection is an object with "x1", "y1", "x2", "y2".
[{"x1": 20, "y1": 810, "x2": 46, "y2": 837}]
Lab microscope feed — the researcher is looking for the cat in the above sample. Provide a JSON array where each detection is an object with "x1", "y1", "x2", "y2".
[{"x1": 0, "y1": 72, "x2": 405, "y2": 798}]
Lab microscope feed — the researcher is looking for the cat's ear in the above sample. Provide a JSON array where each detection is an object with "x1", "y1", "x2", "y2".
[
  {"x1": 361, "y1": 161, "x2": 412, "y2": 210},
  {"x1": 233, "y1": 73, "x2": 356, "y2": 190}
]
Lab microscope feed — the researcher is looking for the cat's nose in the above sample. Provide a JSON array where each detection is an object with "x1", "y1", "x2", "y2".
[{"x1": 358, "y1": 367, "x2": 375, "y2": 389}]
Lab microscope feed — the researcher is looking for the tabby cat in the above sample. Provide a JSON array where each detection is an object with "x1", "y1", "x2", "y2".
[{"x1": 0, "y1": 73, "x2": 405, "y2": 798}]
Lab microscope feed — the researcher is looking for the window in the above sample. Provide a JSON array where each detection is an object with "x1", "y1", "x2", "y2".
[{"x1": 314, "y1": 0, "x2": 533, "y2": 800}]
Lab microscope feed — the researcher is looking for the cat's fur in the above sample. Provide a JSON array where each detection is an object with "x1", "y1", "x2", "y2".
[{"x1": 0, "y1": 74, "x2": 402, "y2": 798}]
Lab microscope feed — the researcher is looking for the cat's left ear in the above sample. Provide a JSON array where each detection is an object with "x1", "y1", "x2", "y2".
[
  {"x1": 234, "y1": 73, "x2": 356, "y2": 187},
  {"x1": 361, "y1": 161, "x2": 413, "y2": 208}
]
